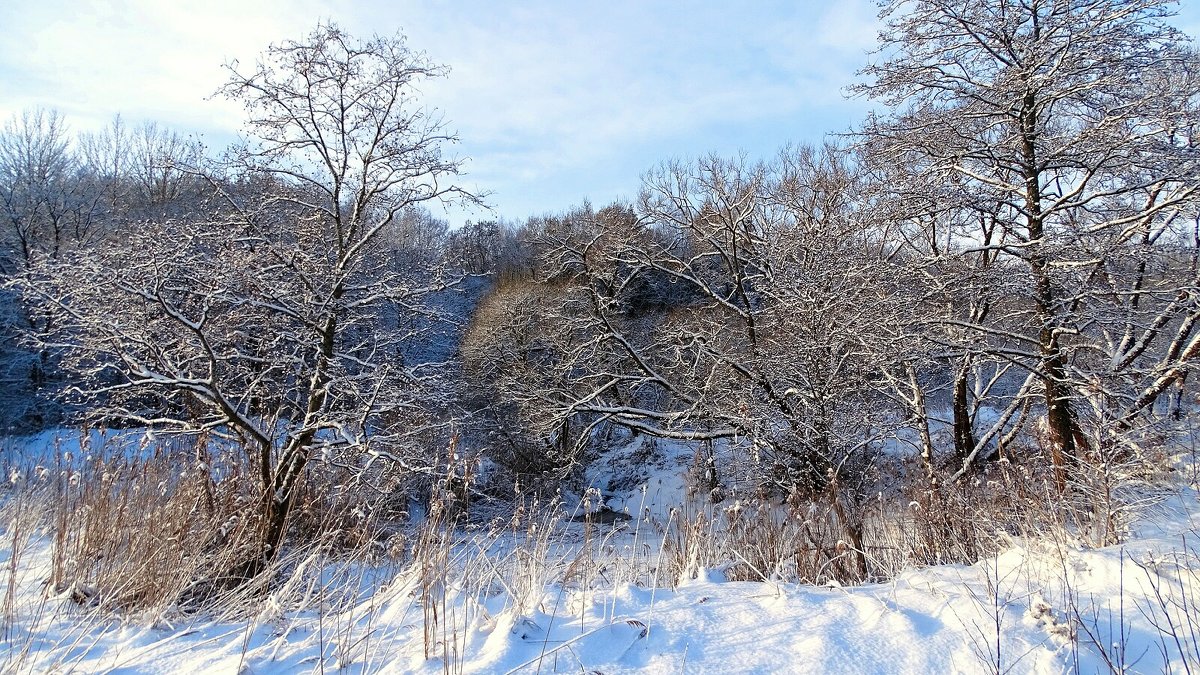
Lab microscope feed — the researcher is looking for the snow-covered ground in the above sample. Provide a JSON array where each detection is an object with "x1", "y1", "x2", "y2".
[{"x1": 3, "y1": 434, "x2": 1200, "y2": 673}]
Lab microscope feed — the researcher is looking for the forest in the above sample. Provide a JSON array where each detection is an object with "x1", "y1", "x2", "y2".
[{"x1": 2, "y1": 1, "x2": 1200, "y2": 672}]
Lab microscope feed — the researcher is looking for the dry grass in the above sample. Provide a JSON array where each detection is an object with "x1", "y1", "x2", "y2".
[
  {"x1": 46, "y1": 436, "x2": 262, "y2": 615},
  {"x1": 658, "y1": 440, "x2": 1174, "y2": 587},
  {"x1": 7, "y1": 431, "x2": 414, "y2": 621},
  {"x1": 0, "y1": 425, "x2": 1189, "y2": 672}
]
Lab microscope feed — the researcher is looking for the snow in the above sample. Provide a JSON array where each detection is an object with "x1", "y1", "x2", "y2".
[
  {"x1": 8, "y1": 534, "x2": 1200, "y2": 673},
  {"x1": 3, "y1": 434, "x2": 1200, "y2": 673}
]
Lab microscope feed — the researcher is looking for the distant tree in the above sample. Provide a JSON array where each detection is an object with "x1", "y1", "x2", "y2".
[
  {"x1": 0, "y1": 108, "x2": 101, "y2": 268},
  {"x1": 448, "y1": 220, "x2": 503, "y2": 274},
  {"x1": 76, "y1": 115, "x2": 133, "y2": 221},
  {"x1": 126, "y1": 120, "x2": 205, "y2": 211},
  {"x1": 460, "y1": 275, "x2": 578, "y2": 475},
  {"x1": 387, "y1": 206, "x2": 449, "y2": 272},
  {"x1": 77, "y1": 116, "x2": 206, "y2": 223},
  {"x1": 22, "y1": 23, "x2": 476, "y2": 574},
  {"x1": 0, "y1": 109, "x2": 113, "y2": 429}
]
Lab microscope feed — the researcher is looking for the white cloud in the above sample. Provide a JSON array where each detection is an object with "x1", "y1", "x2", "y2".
[
  {"x1": 401, "y1": 2, "x2": 879, "y2": 204},
  {"x1": 0, "y1": 0, "x2": 327, "y2": 134},
  {"x1": 0, "y1": 0, "x2": 881, "y2": 221}
]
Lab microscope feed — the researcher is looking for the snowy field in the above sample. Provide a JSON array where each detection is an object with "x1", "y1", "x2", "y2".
[{"x1": 2, "y1": 433, "x2": 1199, "y2": 674}]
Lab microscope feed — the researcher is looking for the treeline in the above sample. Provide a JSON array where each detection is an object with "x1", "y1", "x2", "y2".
[
  {"x1": 0, "y1": 109, "x2": 206, "y2": 426},
  {"x1": 1, "y1": 2, "x2": 1198, "y2": 580}
]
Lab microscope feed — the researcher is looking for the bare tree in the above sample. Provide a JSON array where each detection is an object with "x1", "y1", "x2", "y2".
[
  {"x1": 0, "y1": 109, "x2": 119, "y2": 429},
  {"x1": 855, "y1": 0, "x2": 1200, "y2": 484},
  {"x1": 463, "y1": 147, "x2": 917, "y2": 576},
  {"x1": 0, "y1": 108, "x2": 103, "y2": 269},
  {"x1": 76, "y1": 116, "x2": 207, "y2": 225},
  {"x1": 127, "y1": 121, "x2": 205, "y2": 210},
  {"x1": 22, "y1": 23, "x2": 476, "y2": 574}
]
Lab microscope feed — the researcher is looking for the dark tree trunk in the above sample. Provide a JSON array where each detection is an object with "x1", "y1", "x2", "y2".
[
  {"x1": 951, "y1": 359, "x2": 975, "y2": 465},
  {"x1": 1020, "y1": 87, "x2": 1080, "y2": 491}
]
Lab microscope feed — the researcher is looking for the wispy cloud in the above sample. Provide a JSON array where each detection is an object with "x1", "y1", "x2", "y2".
[
  {"x1": 388, "y1": 1, "x2": 882, "y2": 218},
  {"x1": 0, "y1": 0, "x2": 882, "y2": 221}
]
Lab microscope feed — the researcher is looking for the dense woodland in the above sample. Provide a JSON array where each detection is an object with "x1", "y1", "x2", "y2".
[{"x1": 3, "y1": 0, "x2": 1200, "y2": 586}]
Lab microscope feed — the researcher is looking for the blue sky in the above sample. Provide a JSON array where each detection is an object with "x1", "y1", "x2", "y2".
[{"x1": 1, "y1": 1, "x2": 1197, "y2": 225}]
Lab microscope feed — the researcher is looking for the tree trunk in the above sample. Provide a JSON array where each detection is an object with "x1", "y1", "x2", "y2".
[
  {"x1": 827, "y1": 473, "x2": 868, "y2": 580},
  {"x1": 1021, "y1": 88, "x2": 1079, "y2": 491},
  {"x1": 951, "y1": 358, "x2": 975, "y2": 465},
  {"x1": 1171, "y1": 371, "x2": 1188, "y2": 421},
  {"x1": 1038, "y1": 301, "x2": 1076, "y2": 491},
  {"x1": 249, "y1": 308, "x2": 338, "y2": 575},
  {"x1": 908, "y1": 365, "x2": 937, "y2": 484}
]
